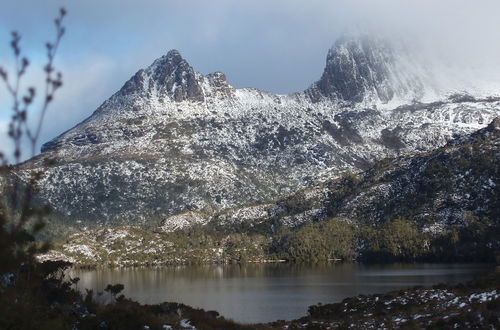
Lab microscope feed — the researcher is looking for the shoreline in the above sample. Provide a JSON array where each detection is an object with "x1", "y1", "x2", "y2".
[{"x1": 61, "y1": 259, "x2": 495, "y2": 270}]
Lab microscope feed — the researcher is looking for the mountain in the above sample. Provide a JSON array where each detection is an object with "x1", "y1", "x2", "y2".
[
  {"x1": 38, "y1": 118, "x2": 499, "y2": 266},
  {"x1": 22, "y1": 35, "x2": 500, "y2": 227}
]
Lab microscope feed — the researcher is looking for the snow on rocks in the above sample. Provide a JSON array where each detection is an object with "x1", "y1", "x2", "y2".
[
  {"x1": 283, "y1": 276, "x2": 500, "y2": 329},
  {"x1": 160, "y1": 211, "x2": 209, "y2": 232}
]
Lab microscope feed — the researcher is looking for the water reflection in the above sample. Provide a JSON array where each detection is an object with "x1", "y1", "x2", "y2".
[{"x1": 70, "y1": 263, "x2": 493, "y2": 323}]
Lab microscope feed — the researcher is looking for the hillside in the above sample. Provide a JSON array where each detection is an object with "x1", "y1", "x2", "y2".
[
  {"x1": 210, "y1": 117, "x2": 500, "y2": 232},
  {"x1": 39, "y1": 119, "x2": 499, "y2": 265}
]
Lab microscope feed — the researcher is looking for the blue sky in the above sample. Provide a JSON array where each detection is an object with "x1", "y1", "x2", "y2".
[{"x1": 1, "y1": 0, "x2": 500, "y2": 162}]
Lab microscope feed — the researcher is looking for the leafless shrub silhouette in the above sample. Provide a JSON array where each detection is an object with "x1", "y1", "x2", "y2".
[{"x1": 0, "y1": 7, "x2": 66, "y2": 275}]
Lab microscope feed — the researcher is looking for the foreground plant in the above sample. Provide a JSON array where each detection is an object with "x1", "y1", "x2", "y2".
[
  {"x1": 0, "y1": 8, "x2": 71, "y2": 329},
  {"x1": 0, "y1": 7, "x2": 66, "y2": 276}
]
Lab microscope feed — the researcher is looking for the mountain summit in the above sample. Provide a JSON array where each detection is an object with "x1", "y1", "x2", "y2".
[
  {"x1": 308, "y1": 36, "x2": 427, "y2": 104},
  {"x1": 28, "y1": 35, "x2": 500, "y2": 227},
  {"x1": 121, "y1": 49, "x2": 205, "y2": 102}
]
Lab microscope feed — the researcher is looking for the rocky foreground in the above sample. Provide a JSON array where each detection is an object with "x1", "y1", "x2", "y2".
[{"x1": 270, "y1": 271, "x2": 499, "y2": 329}]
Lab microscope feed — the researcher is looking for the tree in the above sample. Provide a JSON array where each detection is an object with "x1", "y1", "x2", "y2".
[
  {"x1": 378, "y1": 217, "x2": 424, "y2": 260},
  {"x1": 0, "y1": 8, "x2": 66, "y2": 276},
  {"x1": 274, "y1": 218, "x2": 357, "y2": 263},
  {"x1": 105, "y1": 283, "x2": 125, "y2": 302}
]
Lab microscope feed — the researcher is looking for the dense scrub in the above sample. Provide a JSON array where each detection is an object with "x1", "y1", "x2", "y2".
[
  {"x1": 270, "y1": 218, "x2": 357, "y2": 263},
  {"x1": 44, "y1": 211, "x2": 499, "y2": 267}
]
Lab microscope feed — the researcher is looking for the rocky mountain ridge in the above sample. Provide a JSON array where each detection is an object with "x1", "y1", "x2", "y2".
[{"x1": 21, "y1": 35, "x2": 500, "y2": 227}]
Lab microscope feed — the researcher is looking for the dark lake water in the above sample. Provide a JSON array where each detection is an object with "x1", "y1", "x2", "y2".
[{"x1": 70, "y1": 263, "x2": 494, "y2": 324}]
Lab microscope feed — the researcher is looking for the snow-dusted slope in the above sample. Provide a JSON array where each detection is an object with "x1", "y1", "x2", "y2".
[
  {"x1": 207, "y1": 118, "x2": 500, "y2": 232},
  {"x1": 24, "y1": 35, "x2": 500, "y2": 227}
]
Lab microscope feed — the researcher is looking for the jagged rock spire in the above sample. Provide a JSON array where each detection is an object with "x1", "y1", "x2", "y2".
[
  {"x1": 308, "y1": 35, "x2": 425, "y2": 104},
  {"x1": 120, "y1": 49, "x2": 205, "y2": 102}
]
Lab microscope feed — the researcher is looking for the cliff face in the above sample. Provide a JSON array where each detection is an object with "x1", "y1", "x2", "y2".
[
  {"x1": 23, "y1": 35, "x2": 500, "y2": 227},
  {"x1": 307, "y1": 36, "x2": 427, "y2": 103}
]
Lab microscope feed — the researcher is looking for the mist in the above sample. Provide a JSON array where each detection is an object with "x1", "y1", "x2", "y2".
[{"x1": 1, "y1": 0, "x2": 499, "y2": 162}]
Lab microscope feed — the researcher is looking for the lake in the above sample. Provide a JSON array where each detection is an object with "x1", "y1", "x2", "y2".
[{"x1": 70, "y1": 263, "x2": 494, "y2": 324}]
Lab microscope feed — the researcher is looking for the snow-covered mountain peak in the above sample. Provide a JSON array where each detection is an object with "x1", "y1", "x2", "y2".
[
  {"x1": 30, "y1": 34, "x2": 500, "y2": 227},
  {"x1": 117, "y1": 49, "x2": 205, "y2": 103},
  {"x1": 306, "y1": 34, "x2": 433, "y2": 106},
  {"x1": 148, "y1": 49, "x2": 184, "y2": 70}
]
